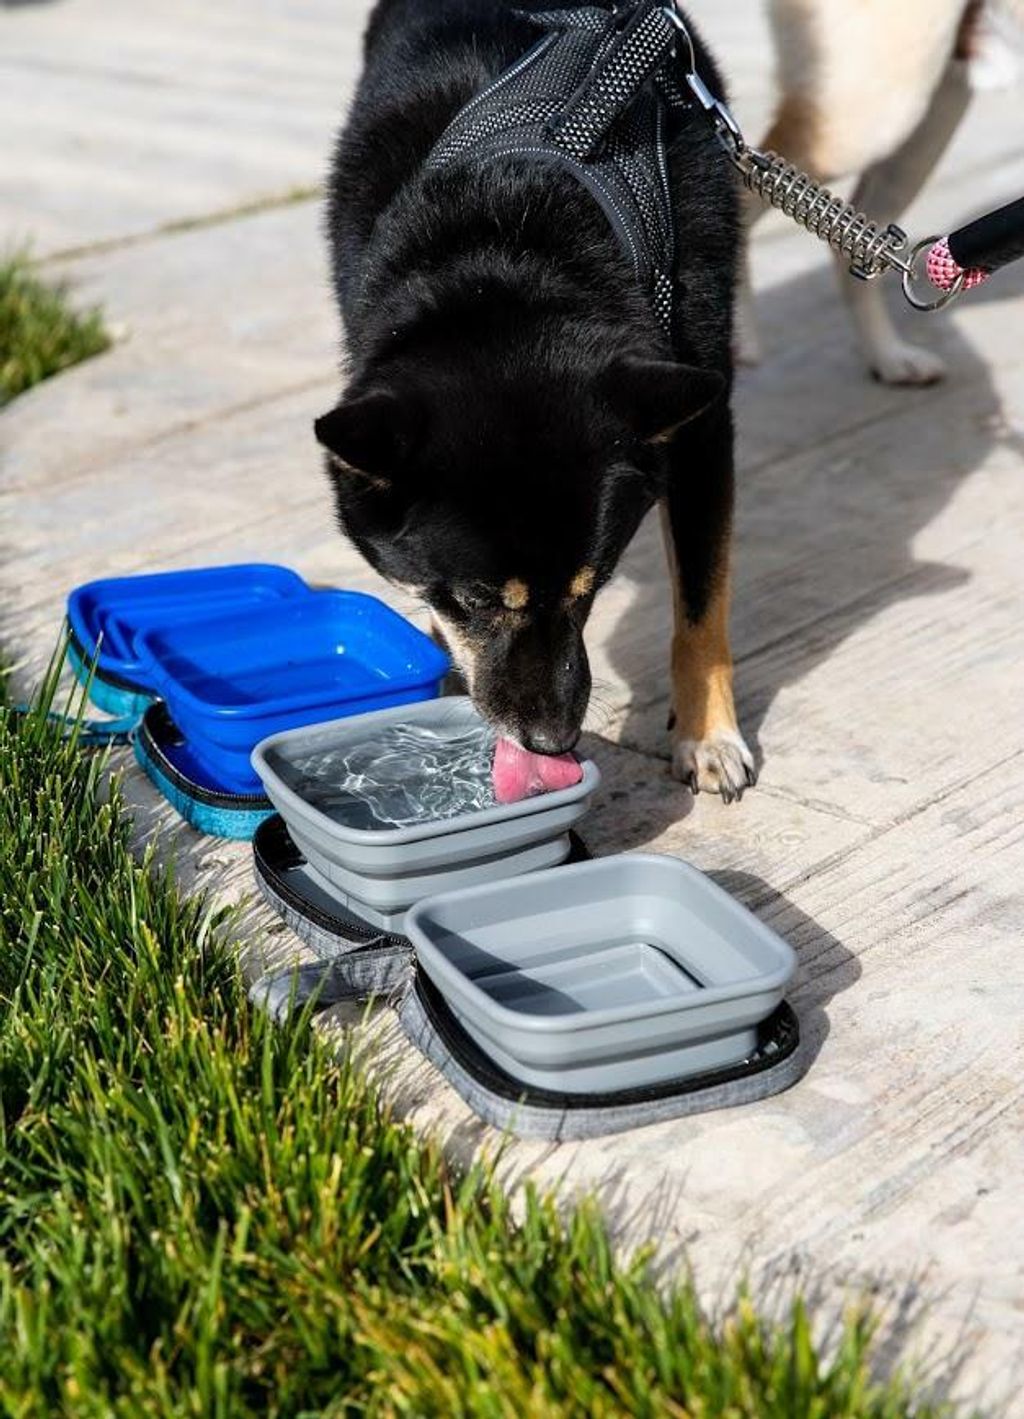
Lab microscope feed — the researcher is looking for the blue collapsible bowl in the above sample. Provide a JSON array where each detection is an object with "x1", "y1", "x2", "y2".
[
  {"x1": 134, "y1": 703, "x2": 275, "y2": 841},
  {"x1": 135, "y1": 590, "x2": 450, "y2": 795},
  {"x1": 67, "y1": 563, "x2": 310, "y2": 713}
]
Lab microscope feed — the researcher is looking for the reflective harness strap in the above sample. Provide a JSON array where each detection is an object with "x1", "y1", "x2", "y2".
[
  {"x1": 429, "y1": 1, "x2": 1024, "y2": 321},
  {"x1": 548, "y1": 3, "x2": 678, "y2": 160},
  {"x1": 428, "y1": 1, "x2": 698, "y2": 338}
]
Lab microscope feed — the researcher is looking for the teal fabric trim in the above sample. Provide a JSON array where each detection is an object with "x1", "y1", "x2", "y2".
[
  {"x1": 12, "y1": 703, "x2": 141, "y2": 747},
  {"x1": 68, "y1": 642, "x2": 153, "y2": 718},
  {"x1": 133, "y1": 735, "x2": 274, "y2": 842}
]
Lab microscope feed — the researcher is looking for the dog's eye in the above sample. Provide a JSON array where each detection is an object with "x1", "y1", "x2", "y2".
[{"x1": 451, "y1": 587, "x2": 494, "y2": 615}]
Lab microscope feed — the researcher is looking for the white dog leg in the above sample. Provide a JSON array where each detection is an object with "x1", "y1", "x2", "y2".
[{"x1": 839, "y1": 61, "x2": 971, "y2": 386}]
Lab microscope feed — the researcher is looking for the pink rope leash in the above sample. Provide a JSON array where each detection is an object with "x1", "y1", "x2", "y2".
[{"x1": 925, "y1": 237, "x2": 991, "y2": 294}]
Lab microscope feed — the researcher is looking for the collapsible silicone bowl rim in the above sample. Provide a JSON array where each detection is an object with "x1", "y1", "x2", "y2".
[
  {"x1": 138, "y1": 590, "x2": 448, "y2": 721},
  {"x1": 251, "y1": 697, "x2": 600, "y2": 848},
  {"x1": 67, "y1": 633, "x2": 154, "y2": 708},
  {"x1": 404, "y1": 853, "x2": 797, "y2": 1037},
  {"x1": 66, "y1": 564, "x2": 311, "y2": 682},
  {"x1": 135, "y1": 589, "x2": 450, "y2": 721},
  {"x1": 162, "y1": 679, "x2": 444, "y2": 760},
  {"x1": 260, "y1": 755, "x2": 598, "y2": 851}
]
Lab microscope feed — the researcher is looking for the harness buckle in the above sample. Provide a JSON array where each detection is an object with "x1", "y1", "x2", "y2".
[
  {"x1": 684, "y1": 70, "x2": 745, "y2": 159},
  {"x1": 662, "y1": 4, "x2": 746, "y2": 159}
]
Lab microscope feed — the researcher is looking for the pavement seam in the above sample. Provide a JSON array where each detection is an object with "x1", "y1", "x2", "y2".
[
  {"x1": 37, "y1": 185, "x2": 324, "y2": 268},
  {"x1": 756, "y1": 744, "x2": 1024, "y2": 905},
  {"x1": 6, "y1": 372, "x2": 339, "y2": 497}
]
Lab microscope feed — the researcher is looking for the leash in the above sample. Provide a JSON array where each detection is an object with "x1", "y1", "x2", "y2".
[
  {"x1": 10, "y1": 706, "x2": 140, "y2": 746},
  {"x1": 664, "y1": 0, "x2": 1024, "y2": 311},
  {"x1": 10, "y1": 636, "x2": 144, "y2": 747},
  {"x1": 429, "y1": 1, "x2": 1021, "y2": 335}
]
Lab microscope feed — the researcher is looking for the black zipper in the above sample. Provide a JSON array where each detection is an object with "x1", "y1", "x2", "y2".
[
  {"x1": 138, "y1": 703, "x2": 273, "y2": 810},
  {"x1": 253, "y1": 815, "x2": 411, "y2": 950}
]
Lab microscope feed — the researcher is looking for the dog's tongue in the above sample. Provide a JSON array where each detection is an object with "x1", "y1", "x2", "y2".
[{"x1": 493, "y1": 737, "x2": 583, "y2": 805}]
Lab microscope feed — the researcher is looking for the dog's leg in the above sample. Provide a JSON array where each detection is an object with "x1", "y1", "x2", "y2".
[
  {"x1": 662, "y1": 404, "x2": 755, "y2": 802},
  {"x1": 840, "y1": 60, "x2": 971, "y2": 386}
]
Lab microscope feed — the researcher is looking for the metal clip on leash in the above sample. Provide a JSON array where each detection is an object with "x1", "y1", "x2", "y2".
[{"x1": 664, "y1": 0, "x2": 1024, "y2": 312}]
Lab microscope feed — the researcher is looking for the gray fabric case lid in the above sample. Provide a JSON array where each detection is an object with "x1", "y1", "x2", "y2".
[{"x1": 250, "y1": 819, "x2": 809, "y2": 1140}]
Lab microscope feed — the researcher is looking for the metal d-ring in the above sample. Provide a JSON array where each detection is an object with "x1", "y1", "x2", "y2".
[
  {"x1": 902, "y1": 235, "x2": 966, "y2": 312},
  {"x1": 664, "y1": 0, "x2": 698, "y2": 70}
]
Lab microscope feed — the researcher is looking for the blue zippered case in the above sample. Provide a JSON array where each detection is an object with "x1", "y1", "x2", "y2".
[
  {"x1": 67, "y1": 564, "x2": 310, "y2": 712},
  {"x1": 65, "y1": 563, "x2": 449, "y2": 820},
  {"x1": 134, "y1": 703, "x2": 275, "y2": 841},
  {"x1": 134, "y1": 590, "x2": 449, "y2": 794}
]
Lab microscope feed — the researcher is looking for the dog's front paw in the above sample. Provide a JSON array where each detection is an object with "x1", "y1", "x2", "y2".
[
  {"x1": 672, "y1": 729, "x2": 757, "y2": 804},
  {"x1": 870, "y1": 340, "x2": 947, "y2": 387}
]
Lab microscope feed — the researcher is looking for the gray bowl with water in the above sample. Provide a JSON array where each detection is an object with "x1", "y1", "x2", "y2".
[
  {"x1": 251, "y1": 697, "x2": 600, "y2": 932},
  {"x1": 404, "y1": 854, "x2": 797, "y2": 1095}
]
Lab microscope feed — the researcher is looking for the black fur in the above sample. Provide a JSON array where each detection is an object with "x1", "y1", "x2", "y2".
[{"x1": 320, "y1": 0, "x2": 739, "y2": 754}]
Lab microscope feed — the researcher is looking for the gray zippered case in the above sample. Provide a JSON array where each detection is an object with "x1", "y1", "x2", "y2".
[{"x1": 250, "y1": 823, "x2": 810, "y2": 1139}]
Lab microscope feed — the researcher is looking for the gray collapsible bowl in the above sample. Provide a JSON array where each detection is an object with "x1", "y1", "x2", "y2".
[
  {"x1": 405, "y1": 854, "x2": 797, "y2": 1095},
  {"x1": 251, "y1": 697, "x2": 600, "y2": 932}
]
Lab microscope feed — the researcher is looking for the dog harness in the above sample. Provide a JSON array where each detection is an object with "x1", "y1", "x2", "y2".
[
  {"x1": 428, "y1": 0, "x2": 1024, "y2": 319},
  {"x1": 426, "y1": 1, "x2": 705, "y2": 338}
]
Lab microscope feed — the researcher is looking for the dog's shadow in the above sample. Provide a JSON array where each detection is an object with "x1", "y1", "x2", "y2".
[
  {"x1": 599, "y1": 258, "x2": 1023, "y2": 792},
  {"x1": 710, "y1": 867, "x2": 860, "y2": 1049}
]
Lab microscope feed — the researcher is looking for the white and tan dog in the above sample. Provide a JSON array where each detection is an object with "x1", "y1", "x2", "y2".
[{"x1": 743, "y1": 0, "x2": 1023, "y2": 385}]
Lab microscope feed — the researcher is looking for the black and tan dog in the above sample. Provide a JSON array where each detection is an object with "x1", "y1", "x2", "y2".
[{"x1": 316, "y1": 0, "x2": 755, "y2": 800}]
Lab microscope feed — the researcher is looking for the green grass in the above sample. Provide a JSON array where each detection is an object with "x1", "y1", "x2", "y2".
[
  {"x1": 0, "y1": 252, "x2": 110, "y2": 403},
  {"x1": 0, "y1": 658, "x2": 960, "y2": 1418}
]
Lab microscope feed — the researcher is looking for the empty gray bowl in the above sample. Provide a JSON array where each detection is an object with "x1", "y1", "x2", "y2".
[
  {"x1": 251, "y1": 697, "x2": 600, "y2": 932},
  {"x1": 404, "y1": 854, "x2": 797, "y2": 1095}
]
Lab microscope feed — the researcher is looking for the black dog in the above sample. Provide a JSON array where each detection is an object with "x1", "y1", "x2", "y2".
[{"x1": 317, "y1": 0, "x2": 756, "y2": 798}]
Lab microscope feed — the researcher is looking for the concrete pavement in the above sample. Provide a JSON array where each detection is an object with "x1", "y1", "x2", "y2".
[{"x1": 3, "y1": 2, "x2": 1023, "y2": 1410}]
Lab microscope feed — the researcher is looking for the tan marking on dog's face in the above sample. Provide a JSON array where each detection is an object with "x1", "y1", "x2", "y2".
[
  {"x1": 568, "y1": 567, "x2": 597, "y2": 601},
  {"x1": 502, "y1": 578, "x2": 530, "y2": 611},
  {"x1": 430, "y1": 610, "x2": 483, "y2": 692}
]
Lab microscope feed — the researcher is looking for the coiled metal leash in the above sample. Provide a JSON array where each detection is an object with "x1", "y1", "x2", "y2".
[
  {"x1": 665, "y1": 0, "x2": 1024, "y2": 312},
  {"x1": 737, "y1": 149, "x2": 913, "y2": 284}
]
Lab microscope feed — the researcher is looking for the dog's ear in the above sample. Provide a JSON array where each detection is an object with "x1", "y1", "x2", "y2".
[
  {"x1": 314, "y1": 389, "x2": 419, "y2": 485},
  {"x1": 600, "y1": 358, "x2": 725, "y2": 444}
]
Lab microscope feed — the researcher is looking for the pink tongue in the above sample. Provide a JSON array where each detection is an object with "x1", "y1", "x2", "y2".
[{"x1": 493, "y1": 737, "x2": 583, "y2": 805}]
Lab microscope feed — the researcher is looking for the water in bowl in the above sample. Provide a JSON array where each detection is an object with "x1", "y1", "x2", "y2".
[{"x1": 282, "y1": 721, "x2": 498, "y2": 830}]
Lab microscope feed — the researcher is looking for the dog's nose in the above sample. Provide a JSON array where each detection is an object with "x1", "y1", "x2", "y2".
[{"x1": 520, "y1": 726, "x2": 581, "y2": 757}]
